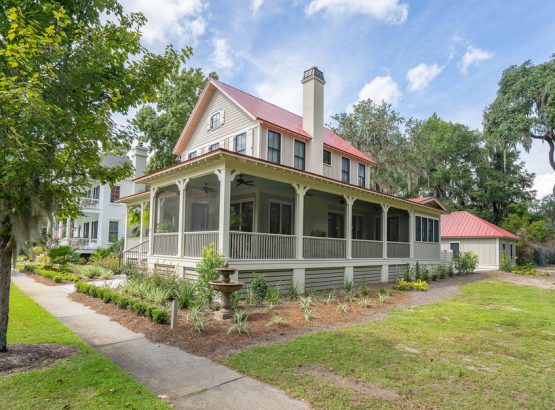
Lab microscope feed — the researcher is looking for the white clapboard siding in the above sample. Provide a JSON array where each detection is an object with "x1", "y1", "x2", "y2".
[
  {"x1": 238, "y1": 270, "x2": 293, "y2": 295},
  {"x1": 305, "y1": 268, "x2": 344, "y2": 291},
  {"x1": 353, "y1": 266, "x2": 382, "y2": 285}
]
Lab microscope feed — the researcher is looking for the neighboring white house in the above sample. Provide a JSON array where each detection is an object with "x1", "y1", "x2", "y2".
[
  {"x1": 55, "y1": 146, "x2": 148, "y2": 255},
  {"x1": 440, "y1": 211, "x2": 519, "y2": 270},
  {"x1": 119, "y1": 67, "x2": 446, "y2": 291}
]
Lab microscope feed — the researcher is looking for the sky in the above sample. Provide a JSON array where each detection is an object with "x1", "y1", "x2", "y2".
[{"x1": 120, "y1": 0, "x2": 555, "y2": 198}]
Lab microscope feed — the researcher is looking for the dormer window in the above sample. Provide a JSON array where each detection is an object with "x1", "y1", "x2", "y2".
[
  {"x1": 188, "y1": 151, "x2": 198, "y2": 159},
  {"x1": 323, "y1": 150, "x2": 332, "y2": 166},
  {"x1": 209, "y1": 142, "x2": 219, "y2": 151},
  {"x1": 210, "y1": 111, "x2": 222, "y2": 130}
]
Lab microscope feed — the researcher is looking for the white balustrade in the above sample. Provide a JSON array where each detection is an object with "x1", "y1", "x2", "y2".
[
  {"x1": 80, "y1": 197, "x2": 100, "y2": 208},
  {"x1": 230, "y1": 231, "x2": 296, "y2": 259},
  {"x1": 387, "y1": 241, "x2": 410, "y2": 258},
  {"x1": 303, "y1": 236, "x2": 346, "y2": 259},
  {"x1": 153, "y1": 233, "x2": 178, "y2": 256},
  {"x1": 183, "y1": 231, "x2": 219, "y2": 257},
  {"x1": 352, "y1": 239, "x2": 383, "y2": 258}
]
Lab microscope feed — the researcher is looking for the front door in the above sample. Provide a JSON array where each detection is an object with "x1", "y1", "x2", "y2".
[{"x1": 328, "y1": 212, "x2": 344, "y2": 238}]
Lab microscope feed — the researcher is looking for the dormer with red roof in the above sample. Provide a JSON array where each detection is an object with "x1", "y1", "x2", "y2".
[{"x1": 173, "y1": 67, "x2": 375, "y2": 188}]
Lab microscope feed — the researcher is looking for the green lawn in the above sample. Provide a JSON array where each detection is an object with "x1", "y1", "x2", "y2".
[
  {"x1": 0, "y1": 285, "x2": 170, "y2": 410},
  {"x1": 227, "y1": 281, "x2": 555, "y2": 409}
]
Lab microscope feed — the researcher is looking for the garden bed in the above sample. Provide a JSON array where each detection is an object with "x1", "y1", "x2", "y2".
[{"x1": 70, "y1": 289, "x2": 408, "y2": 361}]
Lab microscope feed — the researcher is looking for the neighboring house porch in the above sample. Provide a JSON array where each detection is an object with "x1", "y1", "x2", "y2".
[{"x1": 121, "y1": 150, "x2": 443, "y2": 291}]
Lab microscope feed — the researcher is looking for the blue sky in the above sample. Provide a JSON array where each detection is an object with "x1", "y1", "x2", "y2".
[{"x1": 121, "y1": 0, "x2": 555, "y2": 197}]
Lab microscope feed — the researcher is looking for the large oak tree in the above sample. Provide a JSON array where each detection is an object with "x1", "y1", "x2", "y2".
[{"x1": 0, "y1": 1, "x2": 184, "y2": 351}]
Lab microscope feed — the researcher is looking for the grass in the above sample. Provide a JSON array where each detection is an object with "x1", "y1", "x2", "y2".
[
  {"x1": 227, "y1": 281, "x2": 555, "y2": 409},
  {"x1": 0, "y1": 285, "x2": 170, "y2": 410}
]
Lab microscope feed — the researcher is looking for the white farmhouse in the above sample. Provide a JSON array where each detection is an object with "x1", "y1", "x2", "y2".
[
  {"x1": 55, "y1": 146, "x2": 148, "y2": 255},
  {"x1": 119, "y1": 68, "x2": 446, "y2": 291}
]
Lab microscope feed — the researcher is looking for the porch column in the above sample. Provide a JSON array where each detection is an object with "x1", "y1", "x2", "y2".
[
  {"x1": 409, "y1": 210, "x2": 415, "y2": 259},
  {"x1": 176, "y1": 179, "x2": 189, "y2": 257},
  {"x1": 216, "y1": 168, "x2": 233, "y2": 256},
  {"x1": 381, "y1": 204, "x2": 389, "y2": 258},
  {"x1": 66, "y1": 217, "x2": 71, "y2": 241},
  {"x1": 139, "y1": 202, "x2": 145, "y2": 244},
  {"x1": 148, "y1": 187, "x2": 158, "y2": 256},
  {"x1": 124, "y1": 205, "x2": 129, "y2": 251},
  {"x1": 292, "y1": 184, "x2": 309, "y2": 259},
  {"x1": 344, "y1": 195, "x2": 355, "y2": 259}
]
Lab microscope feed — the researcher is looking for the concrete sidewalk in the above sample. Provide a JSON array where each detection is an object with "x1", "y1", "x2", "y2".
[{"x1": 12, "y1": 271, "x2": 307, "y2": 410}]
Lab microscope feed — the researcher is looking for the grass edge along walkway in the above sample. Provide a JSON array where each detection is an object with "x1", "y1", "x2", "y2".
[
  {"x1": 227, "y1": 281, "x2": 555, "y2": 410},
  {"x1": 0, "y1": 285, "x2": 171, "y2": 410}
]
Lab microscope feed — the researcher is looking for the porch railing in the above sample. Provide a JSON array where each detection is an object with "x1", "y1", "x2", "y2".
[
  {"x1": 352, "y1": 239, "x2": 383, "y2": 258},
  {"x1": 80, "y1": 197, "x2": 99, "y2": 208},
  {"x1": 387, "y1": 241, "x2": 410, "y2": 258},
  {"x1": 230, "y1": 231, "x2": 296, "y2": 260},
  {"x1": 152, "y1": 233, "x2": 178, "y2": 256},
  {"x1": 303, "y1": 236, "x2": 346, "y2": 259},
  {"x1": 184, "y1": 231, "x2": 218, "y2": 257},
  {"x1": 63, "y1": 238, "x2": 98, "y2": 249},
  {"x1": 125, "y1": 236, "x2": 141, "y2": 251},
  {"x1": 121, "y1": 240, "x2": 149, "y2": 266}
]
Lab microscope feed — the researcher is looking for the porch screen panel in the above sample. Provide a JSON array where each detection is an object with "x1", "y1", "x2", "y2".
[{"x1": 415, "y1": 216, "x2": 421, "y2": 241}]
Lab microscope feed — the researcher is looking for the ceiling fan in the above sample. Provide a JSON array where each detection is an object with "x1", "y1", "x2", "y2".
[
  {"x1": 202, "y1": 183, "x2": 216, "y2": 194},
  {"x1": 235, "y1": 174, "x2": 254, "y2": 187}
]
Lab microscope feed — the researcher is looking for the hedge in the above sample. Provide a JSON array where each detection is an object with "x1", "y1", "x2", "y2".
[{"x1": 75, "y1": 282, "x2": 168, "y2": 324}]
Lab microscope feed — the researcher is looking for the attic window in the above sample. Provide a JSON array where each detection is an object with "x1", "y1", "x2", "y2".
[{"x1": 210, "y1": 111, "x2": 221, "y2": 129}]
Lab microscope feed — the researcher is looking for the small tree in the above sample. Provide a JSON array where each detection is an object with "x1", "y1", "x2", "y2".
[{"x1": 195, "y1": 243, "x2": 225, "y2": 304}]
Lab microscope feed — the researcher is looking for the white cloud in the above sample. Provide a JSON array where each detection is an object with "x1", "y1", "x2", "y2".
[
  {"x1": 212, "y1": 38, "x2": 234, "y2": 71},
  {"x1": 460, "y1": 45, "x2": 492, "y2": 74},
  {"x1": 306, "y1": 0, "x2": 408, "y2": 24},
  {"x1": 406, "y1": 63, "x2": 443, "y2": 92},
  {"x1": 251, "y1": 0, "x2": 264, "y2": 16},
  {"x1": 533, "y1": 173, "x2": 555, "y2": 199},
  {"x1": 353, "y1": 75, "x2": 401, "y2": 106},
  {"x1": 121, "y1": 0, "x2": 206, "y2": 48}
]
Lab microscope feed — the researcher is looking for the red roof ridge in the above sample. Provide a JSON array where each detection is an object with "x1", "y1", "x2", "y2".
[
  {"x1": 441, "y1": 210, "x2": 519, "y2": 239},
  {"x1": 213, "y1": 79, "x2": 305, "y2": 121}
]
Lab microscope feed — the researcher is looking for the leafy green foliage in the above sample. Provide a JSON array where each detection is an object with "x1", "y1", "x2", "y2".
[
  {"x1": 250, "y1": 274, "x2": 268, "y2": 305},
  {"x1": 336, "y1": 303, "x2": 349, "y2": 313},
  {"x1": 228, "y1": 310, "x2": 249, "y2": 335},
  {"x1": 500, "y1": 253, "x2": 513, "y2": 272},
  {"x1": 195, "y1": 243, "x2": 225, "y2": 304},
  {"x1": 452, "y1": 251, "x2": 479, "y2": 275},
  {"x1": 511, "y1": 263, "x2": 549, "y2": 276},
  {"x1": 131, "y1": 68, "x2": 218, "y2": 172},
  {"x1": 48, "y1": 246, "x2": 78, "y2": 265},
  {"x1": 266, "y1": 315, "x2": 287, "y2": 327},
  {"x1": 188, "y1": 305, "x2": 209, "y2": 332}
]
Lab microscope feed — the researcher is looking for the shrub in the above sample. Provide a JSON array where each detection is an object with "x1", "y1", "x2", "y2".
[
  {"x1": 53, "y1": 275, "x2": 63, "y2": 283},
  {"x1": 176, "y1": 281, "x2": 196, "y2": 309},
  {"x1": 188, "y1": 305, "x2": 209, "y2": 332},
  {"x1": 343, "y1": 280, "x2": 353, "y2": 293},
  {"x1": 378, "y1": 293, "x2": 390, "y2": 303},
  {"x1": 35, "y1": 253, "x2": 52, "y2": 268},
  {"x1": 116, "y1": 295, "x2": 130, "y2": 309},
  {"x1": 228, "y1": 310, "x2": 249, "y2": 334},
  {"x1": 453, "y1": 251, "x2": 478, "y2": 275},
  {"x1": 500, "y1": 253, "x2": 513, "y2": 272},
  {"x1": 512, "y1": 263, "x2": 549, "y2": 276},
  {"x1": 430, "y1": 272, "x2": 438, "y2": 281},
  {"x1": 447, "y1": 264, "x2": 455, "y2": 277},
  {"x1": 150, "y1": 308, "x2": 169, "y2": 324},
  {"x1": 245, "y1": 288, "x2": 256, "y2": 305},
  {"x1": 130, "y1": 300, "x2": 148, "y2": 315},
  {"x1": 23, "y1": 264, "x2": 35, "y2": 273},
  {"x1": 393, "y1": 279, "x2": 429, "y2": 292},
  {"x1": 195, "y1": 243, "x2": 225, "y2": 304},
  {"x1": 48, "y1": 246, "x2": 78, "y2": 266},
  {"x1": 357, "y1": 297, "x2": 372, "y2": 308},
  {"x1": 359, "y1": 282, "x2": 369, "y2": 296},
  {"x1": 250, "y1": 274, "x2": 268, "y2": 305},
  {"x1": 336, "y1": 303, "x2": 349, "y2": 313},
  {"x1": 266, "y1": 286, "x2": 281, "y2": 307},
  {"x1": 230, "y1": 291, "x2": 240, "y2": 310},
  {"x1": 324, "y1": 291, "x2": 337, "y2": 304},
  {"x1": 393, "y1": 279, "x2": 412, "y2": 291},
  {"x1": 265, "y1": 315, "x2": 287, "y2": 327},
  {"x1": 411, "y1": 280, "x2": 429, "y2": 291},
  {"x1": 435, "y1": 265, "x2": 447, "y2": 279},
  {"x1": 421, "y1": 267, "x2": 429, "y2": 282}
]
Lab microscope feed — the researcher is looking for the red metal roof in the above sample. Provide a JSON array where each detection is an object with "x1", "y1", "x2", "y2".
[
  {"x1": 440, "y1": 211, "x2": 519, "y2": 239},
  {"x1": 408, "y1": 196, "x2": 435, "y2": 204},
  {"x1": 213, "y1": 80, "x2": 375, "y2": 164}
]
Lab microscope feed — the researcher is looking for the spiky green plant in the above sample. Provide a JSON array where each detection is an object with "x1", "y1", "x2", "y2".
[{"x1": 228, "y1": 310, "x2": 249, "y2": 334}]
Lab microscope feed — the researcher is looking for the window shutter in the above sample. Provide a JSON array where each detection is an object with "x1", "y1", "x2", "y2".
[{"x1": 220, "y1": 110, "x2": 225, "y2": 125}]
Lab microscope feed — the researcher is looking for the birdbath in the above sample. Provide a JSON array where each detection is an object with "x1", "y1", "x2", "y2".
[{"x1": 209, "y1": 261, "x2": 242, "y2": 320}]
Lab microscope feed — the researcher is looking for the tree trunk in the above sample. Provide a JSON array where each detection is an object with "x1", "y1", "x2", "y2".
[{"x1": 0, "y1": 239, "x2": 14, "y2": 352}]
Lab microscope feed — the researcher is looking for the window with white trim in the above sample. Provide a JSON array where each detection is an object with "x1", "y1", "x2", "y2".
[
  {"x1": 267, "y1": 130, "x2": 281, "y2": 163},
  {"x1": 269, "y1": 202, "x2": 292, "y2": 235},
  {"x1": 415, "y1": 216, "x2": 439, "y2": 243},
  {"x1": 341, "y1": 157, "x2": 350, "y2": 183},
  {"x1": 234, "y1": 132, "x2": 246, "y2": 154},
  {"x1": 210, "y1": 112, "x2": 221, "y2": 129},
  {"x1": 188, "y1": 151, "x2": 198, "y2": 160},
  {"x1": 323, "y1": 149, "x2": 332, "y2": 166},
  {"x1": 352, "y1": 215, "x2": 364, "y2": 239},
  {"x1": 294, "y1": 140, "x2": 305, "y2": 170},
  {"x1": 358, "y1": 163, "x2": 366, "y2": 187},
  {"x1": 209, "y1": 142, "x2": 219, "y2": 151},
  {"x1": 108, "y1": 221, "x2": 119, "y2": 243}
]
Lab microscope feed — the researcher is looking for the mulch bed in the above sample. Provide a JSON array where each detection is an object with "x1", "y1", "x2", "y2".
[
  {"x1": 24, "y1": 272, "x2": 67, "y2": 287},
  {"x1": 70, "y1": 290, "x2": 408, "y2": 361},
  {"x1": 0, "y1": 344, "x2": 77, "y2": 375}
]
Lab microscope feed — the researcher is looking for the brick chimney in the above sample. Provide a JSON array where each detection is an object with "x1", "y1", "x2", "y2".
[
  {"x1": 302, "y1": 67, "x2": 325, "y2": 174},
  {"x1": 130, "y1": 142, "x2": 148, "y2": 193}
]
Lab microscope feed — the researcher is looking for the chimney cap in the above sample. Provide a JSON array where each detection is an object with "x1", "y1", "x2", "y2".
[{"x1": 302, "y1": 66, "x2": 325, "y2": 84}]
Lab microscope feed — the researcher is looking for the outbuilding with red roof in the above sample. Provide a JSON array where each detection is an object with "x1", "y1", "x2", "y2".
[{"x1": 440, "y1": 211, "x2": 518, "y2": 270}]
